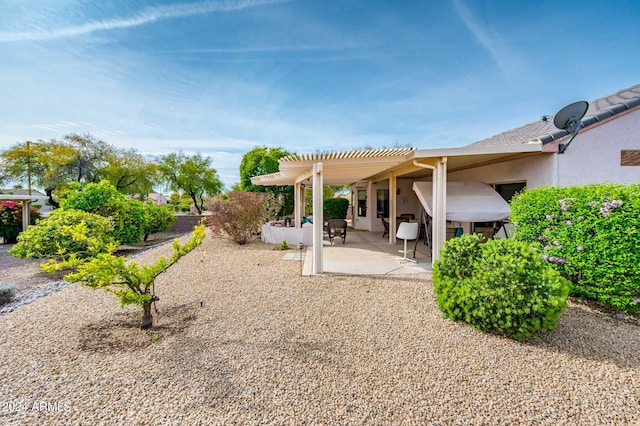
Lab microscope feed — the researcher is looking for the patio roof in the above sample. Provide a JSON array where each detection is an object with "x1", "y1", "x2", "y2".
[
  {"x1": 251, "y1": 147, "x2": 416, "y2": 186},
  {"x1": 251, "y1": 143, "x2": 547, "y2": 187}
]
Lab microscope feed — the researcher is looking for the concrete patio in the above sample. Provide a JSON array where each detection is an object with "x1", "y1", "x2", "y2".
[{"x1": 300, "y1": 228, "x2": 432, "y2": 275}]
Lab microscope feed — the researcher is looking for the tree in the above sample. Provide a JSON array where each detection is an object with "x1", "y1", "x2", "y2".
[
  {"x1": 0, "y1": 134, "x2": 158, "y2": 206},
  {"x1": 239, "y1": 146, "x2": 294, "y2": 216},
  {"x1": 158, "y1": 151, "x2": 222, "y2": 214},
  {"x1": 41, "y1": 223, "x2": 206, "y2": 329},
  {"x1": 0, "y1": 140, "x2": 77, "y2": 207}
]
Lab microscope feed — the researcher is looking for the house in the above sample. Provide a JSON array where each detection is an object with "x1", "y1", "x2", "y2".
[
  {"x1": 252, "y1": 83, "x2": 640, "y2": 273},
  {"x1": 147, "y1": 192, "x2": 168, "y2": 205},
  {"x1": 127, "y1": 192, "x2": 168, "y2": 205}
]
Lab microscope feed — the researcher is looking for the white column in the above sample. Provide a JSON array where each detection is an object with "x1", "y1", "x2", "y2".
[
  {"x1": 312, "y1": 163, "x2": 323, "y2": 274},
  {"x1": 432, "y1": 157, "x2": 447, "y2": 262},
  {"x1": 389, "y1": 173, "x2": 397, "y2": 244},
  {"x1": 294, "y1": 182, "x2": 302, "y2": 228},
  {"x1": 21, "y1": 201, "x2": 30, "y2": 232}
]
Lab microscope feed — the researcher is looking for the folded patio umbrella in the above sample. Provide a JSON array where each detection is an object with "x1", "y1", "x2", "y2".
[{"x1": 412, "y1": 181, "x2": 511, "y2": 222}]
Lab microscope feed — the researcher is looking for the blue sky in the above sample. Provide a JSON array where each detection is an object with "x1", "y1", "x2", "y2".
[{"x1": 1, "y1": 0, "x2": 639, "y2": 188}]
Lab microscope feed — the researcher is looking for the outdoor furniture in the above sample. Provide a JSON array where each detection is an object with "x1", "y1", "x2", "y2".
[
  {"x1": 395, "y1": 221, "x2": 420, "y2": 263},
  {"x1": 379, "y1": 214, "x2": 389, "y2": 238},
  {"x1": 327, "y1": 219, "x2": 347, "y2": 244}
]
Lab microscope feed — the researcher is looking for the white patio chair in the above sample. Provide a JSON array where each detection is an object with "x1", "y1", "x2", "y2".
[{"x1": 395, "y1": 222, "x2": 420, "y2": 263}]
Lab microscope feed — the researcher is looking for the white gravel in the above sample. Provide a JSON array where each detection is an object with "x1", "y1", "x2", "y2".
[{"x1": 0, "y1": 231, "x2": 638, "y2": 425}]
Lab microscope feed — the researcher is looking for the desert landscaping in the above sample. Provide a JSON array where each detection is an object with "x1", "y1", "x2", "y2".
[{"x1": 1, "y1": 231, "x2": 638, "y2": 425}]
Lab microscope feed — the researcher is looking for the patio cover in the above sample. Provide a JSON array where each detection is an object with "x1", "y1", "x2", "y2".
[{"x1": 412, "y1": 181, "x2": 510, "y2": 222}]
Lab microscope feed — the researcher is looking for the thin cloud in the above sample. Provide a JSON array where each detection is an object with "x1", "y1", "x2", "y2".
[
  {"x1": 453, "y1": 0, "x2": 513, "y2": 73},
  {"x1": 0, "y1": 0, "x2": 290, "y2": 42}
]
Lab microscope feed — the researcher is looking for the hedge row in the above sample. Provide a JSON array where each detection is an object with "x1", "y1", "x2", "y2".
[{"x1": 510, "y1": 184, "x2": 640, "y2": 313}]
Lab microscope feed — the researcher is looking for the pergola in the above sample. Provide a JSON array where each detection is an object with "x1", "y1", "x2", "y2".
[
  {"x1": 251, "y1": 144, "x2": 547, "y2": 275},
  {"x1": 0, "y1": 194, "x2": 39, "y2": 232}
]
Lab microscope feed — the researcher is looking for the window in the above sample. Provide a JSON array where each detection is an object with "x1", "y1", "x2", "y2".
[
  {"x1": 357, "y1": 190, "x2": 367, "y2": 217},
  {"x1": 494, "y1": 182, "x2": 526, "y2": 202},
  {"x1": 376, "y1": 189, "x2": 389, "y2": 218}
]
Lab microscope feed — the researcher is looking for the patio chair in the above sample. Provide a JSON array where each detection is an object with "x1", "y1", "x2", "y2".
[
  {"x1": 327, "y1": 219, "x2": 347, "y2": 244},
  {"x1": 395, "y1": 221, "x2": 420, "y2": 263},
  {"x1": 379, "y1": 214, "x2": 389, "y2": 238}
]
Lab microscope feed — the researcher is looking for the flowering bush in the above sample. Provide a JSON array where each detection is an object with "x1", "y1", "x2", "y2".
[
  {"x1": 207, "y1": 192, "x2": 264, "y2": 244},
  {"x1": 433, "y1": 234, "x2": 570, "y2": 341},
  {"x1": 0, "y1": 201, "x2": 40, "y2": 243},
  {"x1": 511, "y1": 184, "x2": 640, "y2": 313}
]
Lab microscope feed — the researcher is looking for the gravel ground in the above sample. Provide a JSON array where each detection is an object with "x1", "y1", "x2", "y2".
[{"x1": 0, "y1": 231, "x2": 638, "y2": 425}]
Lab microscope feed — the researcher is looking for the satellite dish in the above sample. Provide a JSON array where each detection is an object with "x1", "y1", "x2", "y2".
[{"x1": 553, "y1": 101, "x2": 589, "y2": 153}]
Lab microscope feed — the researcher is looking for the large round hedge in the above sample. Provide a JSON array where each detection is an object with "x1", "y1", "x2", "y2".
[{"x1": 433, "y1": 234, "x2": 570, "y2": 341}]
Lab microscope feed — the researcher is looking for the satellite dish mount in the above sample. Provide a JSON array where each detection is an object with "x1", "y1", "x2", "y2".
[{"x1": 553, "y1": 101, "x2": 589, "y2": 154}]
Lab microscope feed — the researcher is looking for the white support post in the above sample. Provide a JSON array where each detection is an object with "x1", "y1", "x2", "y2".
[
  {"x1": 389, "y1": 173, "x2": 397, "y2": 244},
  {"x1": 294, "y1": 182, "x2": 302, "y2": 228},
  {"x1": 312, "y1": 163, "x2": 323, "y2": 274},
  {"x1": 432, "y1": 157, "x2": 448, "y2": 262},
  {"x1": 21, "y1": 200, "x2": 30, "y2": 232}
]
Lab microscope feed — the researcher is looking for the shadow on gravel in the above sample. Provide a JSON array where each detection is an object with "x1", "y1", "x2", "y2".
[
  {"x1": 533, "y1": 302, "x2": 640, "y2": 370},
  {"x1": 78, "y1": 302, "x2": 199, "y2": 353}
]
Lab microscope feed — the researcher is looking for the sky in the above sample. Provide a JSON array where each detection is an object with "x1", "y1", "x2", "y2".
[{"x1": 1, "y1": 0, "x2": 639, "y2": 189}]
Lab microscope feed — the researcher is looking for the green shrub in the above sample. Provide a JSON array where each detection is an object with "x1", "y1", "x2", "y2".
[
  {"x1": 60, "y1": 180, "x2": 148, "y2": 245},
  {"x1": 109, "y1": 199, "x2": 147, "y2": 245},
  {"x1": 10, "y1": 209, "x2": 116, "y2": 260},
  {"x1": 433, "y1": 234, "x2": 570, "y2": 341},
  {"x1": 323, "y1": 198, "x2": 349, "y2": 220},
  {"x1": 510, "y1": 184, "x2": 640, "y2": 313},
  {"x1": 0, "y1": 201, "x2": 40, "y2": 243},
  {"x1": 61, "y1": 180, "x2": 123, "y2": 213},
  {"x1": 143, "y1": 203, "x2": 176, "y2": 241},
  {"x1": 207, "y1": 192, "x2": 264, "y2": 244}
]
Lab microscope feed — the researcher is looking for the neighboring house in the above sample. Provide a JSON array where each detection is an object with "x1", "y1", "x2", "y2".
[
  {"x1": 127, "y1": 192, "x2": 168, "y2": 205},
  {"x1": 0, "y1": 188, "x2": 53, "y2": 213},
  {"x1": 252, "y1": 83, "x2": 640, "y2": 273},
  {"x1": 147, "y1": 192, "x2": 168, "y2": 205}
]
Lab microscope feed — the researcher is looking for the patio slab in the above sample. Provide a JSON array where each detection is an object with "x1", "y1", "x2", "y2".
[{"x1": 301, "y1": 229, "x2": 432, "y2": 275}]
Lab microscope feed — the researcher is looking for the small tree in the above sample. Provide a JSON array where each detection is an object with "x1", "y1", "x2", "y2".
[
  {"x1": 42, "y1": 224, "x2": 206, "y2": 329},
  {"x1": 208, "y1": 192, "x2": 264, "y2": 244}
]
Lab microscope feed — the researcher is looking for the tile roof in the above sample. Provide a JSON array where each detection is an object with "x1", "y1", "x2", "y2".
[
  {"x1": 0, "y1": 188, "x2": 45, "y2": 196},
  {"x1": 471, "y1": 83, "x2": 640, "y2": 147}
]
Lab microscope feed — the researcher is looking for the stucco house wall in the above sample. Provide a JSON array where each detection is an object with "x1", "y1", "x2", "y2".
[
  {"x1": 557, "y1": 108, "x2": 640, "y2": 186},
  {"x1": 446, "y1": 154, "x2": 556, "y2": 189}
]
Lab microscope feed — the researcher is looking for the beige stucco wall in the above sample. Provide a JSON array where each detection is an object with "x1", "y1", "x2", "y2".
[
  {"x1": 557, "y1": 108, "x2": 640, "y2": 186},
  {"x1": 447, "y1": 153, "x2": 556, "y2": 189}
]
